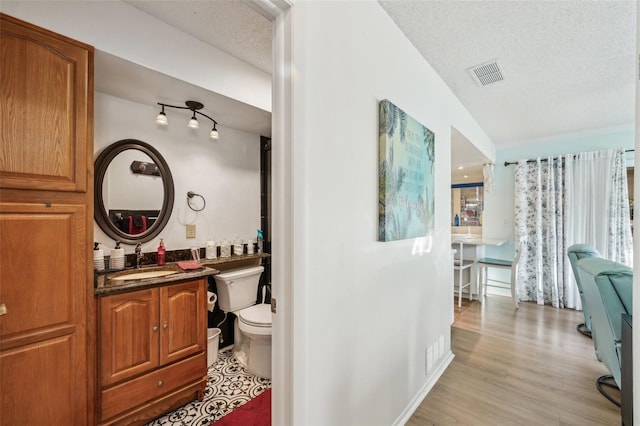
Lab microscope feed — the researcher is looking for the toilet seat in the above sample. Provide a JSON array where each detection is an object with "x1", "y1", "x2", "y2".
[{"x1": 237, "y1": 304, "x2": 272, "y2": 336}]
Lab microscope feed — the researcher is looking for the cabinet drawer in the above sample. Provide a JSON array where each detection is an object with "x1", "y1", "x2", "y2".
[{"x1": 100, "y1": 352, "x2": 206, "y2": 422}]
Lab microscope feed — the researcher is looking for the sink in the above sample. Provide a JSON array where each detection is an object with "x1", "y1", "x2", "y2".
[{"x1": 109, "y1": 268, "x2": 180, "y2": 281}]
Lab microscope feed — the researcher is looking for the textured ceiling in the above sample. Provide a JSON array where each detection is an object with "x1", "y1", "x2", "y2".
[
  {"x1": 114, "y1": 0, "x2": 636, "y2": 174},
  {"x1": 380, "y1": 0, "x2": 636, "y2": 147},
  {"x1": 124, "y1": 0, "x2": 272, "y2": 74}
]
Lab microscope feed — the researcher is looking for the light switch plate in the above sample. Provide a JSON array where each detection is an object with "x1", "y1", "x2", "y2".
[{"x1": 186, "y1": 224, "x2": 196, "y2": 238}]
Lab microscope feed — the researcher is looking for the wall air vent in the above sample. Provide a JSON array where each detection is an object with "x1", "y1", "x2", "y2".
[{"x1": 468, "y1": 60, "x2": 505, "y2": 87}]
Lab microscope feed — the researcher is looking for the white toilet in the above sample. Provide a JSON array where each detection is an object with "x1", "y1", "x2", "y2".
[{"x1": 213, "y1": 265, "x2": 272, "y2": 379}]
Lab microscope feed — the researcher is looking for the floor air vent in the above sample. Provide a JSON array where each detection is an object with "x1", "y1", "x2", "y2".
[{"x1": 469, "y1": 60, "x2": 505, "y2": 86}]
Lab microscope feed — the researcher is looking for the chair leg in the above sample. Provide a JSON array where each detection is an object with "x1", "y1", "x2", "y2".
[
  {"x1": 577, "y1": 323, "x2": 592, "y2": 338},
  {"x1": 596, "y1": 375, "x2": 621, "y2": 407}
]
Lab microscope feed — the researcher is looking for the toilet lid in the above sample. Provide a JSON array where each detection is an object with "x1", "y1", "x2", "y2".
[{"x1": 238, "y1": 304, "x2": 272, "y2": 327}]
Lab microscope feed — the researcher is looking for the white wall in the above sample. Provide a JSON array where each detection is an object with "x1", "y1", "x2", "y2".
[
  {"x1": 284, "y1": 3, "x2": 494, "y2": 424},
  {"x1": 94, "y1": 93, "x2": 261, "y2": 254},
  {"x1": 483, "y1": 129, "x2": 635, "y2": 260}
]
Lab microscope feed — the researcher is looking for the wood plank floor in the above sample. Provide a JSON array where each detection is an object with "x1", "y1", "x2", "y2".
[{"x1": 407, "y1": 296, "x2": 620, "y2": 425}]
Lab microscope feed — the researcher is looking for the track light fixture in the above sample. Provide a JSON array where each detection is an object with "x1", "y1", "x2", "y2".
[{"x1": 155, "y1": 100, "x2": 219, "y2": 139}]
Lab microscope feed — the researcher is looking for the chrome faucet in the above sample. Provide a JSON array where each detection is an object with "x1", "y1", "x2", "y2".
[{"x1": 135, "y1": 243, "x2": 143, "y2": 269}]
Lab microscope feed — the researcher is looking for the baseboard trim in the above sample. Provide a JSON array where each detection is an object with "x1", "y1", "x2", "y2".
[{"x1": 392, "y1": 350, "x2": 455, "y2": 425}]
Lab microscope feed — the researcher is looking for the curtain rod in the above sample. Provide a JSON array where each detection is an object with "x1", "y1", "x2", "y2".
[{"x1": 503, "y1": 149, "x2": 635, "y2": 167}]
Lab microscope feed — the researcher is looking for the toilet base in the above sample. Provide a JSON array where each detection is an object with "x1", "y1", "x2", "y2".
[{"x1": 234, "y1": 320, "x2": 271, "y2": 379}]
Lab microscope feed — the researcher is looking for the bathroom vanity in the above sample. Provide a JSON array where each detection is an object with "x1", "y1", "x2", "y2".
[
  {"x1": 95, "y1": 265, "x2": 218, "y2": 425},
  {"x1": 94, "y1": 252, "x2": 270, "y2": 425}
]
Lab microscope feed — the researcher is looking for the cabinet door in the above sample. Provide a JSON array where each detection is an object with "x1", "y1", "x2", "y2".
[
  {"x1": 160, "y1": 279, "x2": 206, "y2": 365},
  {"x1": 100, "y1": 288, "x2": 159, "y2": 386},
  {"x1": 0, "y1": 202, "x2": 88, "y2": 425},
  {"x1": 0, "y1": 13, "x2": 93, "y2": 192}
]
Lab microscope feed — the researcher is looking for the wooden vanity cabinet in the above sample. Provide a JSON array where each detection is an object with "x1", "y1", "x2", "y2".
[{"x1": 98, "y1": 279, "x2": 207, "y2": 425}]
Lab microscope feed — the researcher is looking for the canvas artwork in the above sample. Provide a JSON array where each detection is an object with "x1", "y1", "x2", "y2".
[{"x1": 378, "y1": 99, "x2": 435, "y2": 242}]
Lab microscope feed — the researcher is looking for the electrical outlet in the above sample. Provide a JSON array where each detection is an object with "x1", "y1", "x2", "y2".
[{"x1": 186, "y1": 224, "x2": 196, "y2": 238}]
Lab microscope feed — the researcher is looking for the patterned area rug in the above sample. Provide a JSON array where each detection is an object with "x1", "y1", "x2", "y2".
[{"x1": 146, "y1": 348, "x2": 271, "y2": 426}]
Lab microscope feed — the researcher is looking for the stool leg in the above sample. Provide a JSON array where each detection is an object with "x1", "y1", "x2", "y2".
[
  {"x1": 458, "y1": 264, "x2": 463, "y2": 308},
  {"x1": 483, "y1": 266, "x2": 488, "y2": 298}
]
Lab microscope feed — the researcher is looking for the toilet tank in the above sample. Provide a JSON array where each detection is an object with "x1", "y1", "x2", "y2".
[{"x1": 214, "y1": 266, "x2": 264, "y2": 312}]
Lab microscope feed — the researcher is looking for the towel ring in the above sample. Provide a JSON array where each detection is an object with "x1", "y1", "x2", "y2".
[{"x1": 187, "y1": 191, "x2": 206, "y2": 212}]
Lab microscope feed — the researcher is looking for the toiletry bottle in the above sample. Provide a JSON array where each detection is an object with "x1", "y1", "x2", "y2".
[
  {"x1": 454, "y1": 214, "x2": 460, "y2": 226},
  {"x1": 157, "y1": 238, "x2": 166, "y2": 266},
  {"x1": 257, "y1": 229, "x2": 264, "y2": 253},
  {"x1": 220, "y1": 240, "x2": 231, "y2": 258},
  {"x1": 93, "y1": 242, "x2": 105, "y2": 271},
  {"x1": 233, "y1": 236, "x2": 243, "y2": 256},
  {"x1": 206, "y1": 240, "x2": 217, "y2": 259},
  {"x1": 110, "y1": 241, "x2": 125, "y2": 271}
]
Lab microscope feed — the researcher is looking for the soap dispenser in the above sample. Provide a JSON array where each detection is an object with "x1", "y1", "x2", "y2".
[
  {"x1": 110, "y1": 241, "x2": 125, "y2": 271},
  {"x1": 157, "y1": 238, "x2": 166, "y2": 266}
]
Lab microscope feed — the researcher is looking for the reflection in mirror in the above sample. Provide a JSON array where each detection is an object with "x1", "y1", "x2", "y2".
[
  {"x1": 95, "y1": 139, "x2": 174, "y2": 244},
  {"x1": 103, "y1": 150, "x2": 164, "y2": 233},
  {"x1": 452, "y1": 183, "x2": 484, "y2": 226}
]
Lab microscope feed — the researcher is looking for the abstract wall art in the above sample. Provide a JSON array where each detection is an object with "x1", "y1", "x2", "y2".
[{"x1": 378, "y1": 99, "x2": 435, "y2": 242}]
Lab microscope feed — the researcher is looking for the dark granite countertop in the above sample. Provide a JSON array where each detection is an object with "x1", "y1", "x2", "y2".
[
  {"x1": 199, "y1": 252, "x2": 270, "y2": 266},
  {"x1": 94, "y1": 253, "x2": 270, "y2": 296},
  {"x1": 95, "y1": 263, "x2": 219, "y2": 296}
]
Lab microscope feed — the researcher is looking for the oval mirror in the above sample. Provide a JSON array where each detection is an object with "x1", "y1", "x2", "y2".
[{"x1": 94, "y1": 139, "x2": 174, "y2": 244}]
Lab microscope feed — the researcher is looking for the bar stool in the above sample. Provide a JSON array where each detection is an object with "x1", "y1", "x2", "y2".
[
  {"x1": 453, "y1": 241, "x2": 474, "y2": 308},
  {"x1": 477, "y1": 238, "x2": 525, "y2": 309}
]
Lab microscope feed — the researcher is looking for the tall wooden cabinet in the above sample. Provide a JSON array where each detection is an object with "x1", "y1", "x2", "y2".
[
  {"x1": 98, "y1": 279, "x2": 207, "y2": 425},
  {"x1": 0, "y1": 13, "x2": 94, "y2": 425}
]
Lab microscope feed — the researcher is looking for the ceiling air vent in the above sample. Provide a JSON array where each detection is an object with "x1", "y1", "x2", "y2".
[{"x1": 468, "y1": 60, "x2": 505, "y2": 87}]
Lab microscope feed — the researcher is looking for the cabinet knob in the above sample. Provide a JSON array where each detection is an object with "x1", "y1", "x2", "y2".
[
  {"x1": 158, "y1": 380, "x2": 163, "y2": 387},
  {"x1": 163, "y1": 323, "x2": 168, "y2": 329},
  {"x1": 0, "y1": 303, "x2": 6, "y2": 316},
  {"x1": 153, "y1": 326, "x2": 158, "y2": 332}
]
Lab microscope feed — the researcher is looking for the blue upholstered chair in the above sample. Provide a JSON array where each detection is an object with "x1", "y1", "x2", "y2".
[
  {"x1": 576, "y1": 257, "x2": 632, "y2": 406},
  {"x1": 567, "y1": 244, "x2": 602, "y2": 337}
]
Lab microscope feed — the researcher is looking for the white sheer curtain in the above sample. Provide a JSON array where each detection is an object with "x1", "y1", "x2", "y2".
[
  {"x1": 565, "y1": 149, "x2": 633, "y2": 265},
  {"x1": 514, "y1": 148, "x2": 632, "y2": 309}
]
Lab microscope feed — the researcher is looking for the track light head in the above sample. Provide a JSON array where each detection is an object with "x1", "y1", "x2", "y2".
[
  {"x1": 209, "y1": 124, "x2": 219, "y2": 140},
  {"x1": 155, "y1": 105, "x2": 168, "y2": 125},
  {"x1": 188, "y1": 111, "x2": 199, "y2": 129}
]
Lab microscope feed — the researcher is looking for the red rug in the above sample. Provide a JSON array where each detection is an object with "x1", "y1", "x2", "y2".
[{"x1": 213, "y1": 389, "x2": 271, "y2": 426}]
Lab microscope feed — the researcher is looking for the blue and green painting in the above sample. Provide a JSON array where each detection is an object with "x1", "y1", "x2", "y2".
[{"x1": 378, "y1": 99, "x2": 435, "y2": 242}]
